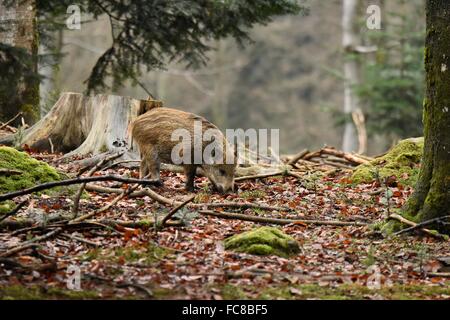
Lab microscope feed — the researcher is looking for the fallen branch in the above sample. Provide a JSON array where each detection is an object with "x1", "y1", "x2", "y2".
[
  {"x1": 199, "y1": 210, "x2": 367, "y2": 227},
  {"x1": 0, "y1": 169, "x2": 22, "y2": 176},
  {"x1": 0, "y1": 112, "x2": 22, "y2": 130},
  {"x1": 95, "y1": 218, "x2": 183, "y2": 229},
  {"x1": 427, "y1": 272, "x2": 450, "y2": 278},
  {"x1": 71, "y1": 184, "x2": 141, "y2": 224},
  {"x1": 102, "y1": 160, "x2": 140, "y2": 171},
  {"x1": 84, "y1": 184, "x2": 295, "y2": 213},
  {"x1": 0, "y1": 200, "x2": 27, "y2": 222},
  {"x1": 86, "y1": 273, "x2": 153, "y2": 298},
  {"x1": 72, "y1": 152, "x2": 124, "y2": 218},
  {"x1": 388, "y1": 213, "x2": 448, "y2": 240},
  {"x1": 235, "y1": 171, "x2": 285, "y2": 182},
  {"x1": 0, "y1": 257, "x2": 57, "y2": 272},
  {"x1": 0, "y1": 175, "x2": 159, "y2": 201},
  {"x1": 161, "y1": 195, "x2": 196, "y2": 227},
  {"x1": 85, "y1": 184, "x2": 180, "y2": 206},
  {"x1": 393, "y1": 215, "x2": 450, "y2": 237},
  {"x1": 197, "y1": 201, "x2": 294, "y2": 212},
  {"x1": 320, "y1": 148, "x2": 369, "y2": 165},
  {"x1": 60, "y1": 232, "x2": 101, "y2": 247},
  {"x1": 0, "y1": 228, "x2": 62, "y2": 257},
  {"x1": 287, "y1": 149, "x2": 309, "y2": 166},
  {"x1": 369, "y1": 189, "x2": 384, "y2": 196}
]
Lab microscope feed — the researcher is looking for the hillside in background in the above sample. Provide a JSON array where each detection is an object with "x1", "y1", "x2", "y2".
[{"x1": 48, "y1": 0, "x2": 423, "y2": 155}]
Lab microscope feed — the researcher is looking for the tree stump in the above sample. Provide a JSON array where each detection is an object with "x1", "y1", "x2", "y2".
[{"x1": 0, "y1": 92, "x2": 162, "y2": 156}]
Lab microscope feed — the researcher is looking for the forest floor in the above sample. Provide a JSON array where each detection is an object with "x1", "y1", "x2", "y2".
[{"x1": 0, "y1": 149, "x2": 449, "y2": 300}]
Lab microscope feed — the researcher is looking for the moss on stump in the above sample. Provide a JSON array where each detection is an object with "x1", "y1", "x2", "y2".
[
  {"x1": 0, "y1": 146, "x2": 60, "y2": 193},
  {"x1": 224, "y1": 227, "x2": 301, "y2": 257},
  {"x1": 352, "y1": 138, "x2": 423, "y2": 186}
]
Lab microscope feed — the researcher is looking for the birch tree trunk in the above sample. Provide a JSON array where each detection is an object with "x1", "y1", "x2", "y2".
[
  {"x1": 342, "y1": 0, "x2": 363, "y2": 153},
  {"x1": 402, "y1": 0, "x2": 450, "y2": 232},
  {"x1": 0, "y1": 0, "x2": 39, "y2": 125}
]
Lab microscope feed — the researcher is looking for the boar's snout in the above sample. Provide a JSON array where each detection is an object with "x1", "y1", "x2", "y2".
[
  {"x1": 203, "y1": 164, "x2": 236, "y2": 194},
  {"x1": 215, "y1": 182, "x2": 234, "y2": 194}
]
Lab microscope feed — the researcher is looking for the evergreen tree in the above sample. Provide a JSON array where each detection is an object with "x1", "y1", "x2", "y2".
[
  {"x1": 356, "y1": 1, "x2": 425, "y2": 143},
  {"x1": 0, "y1": 0, "x2": 304, "y2": 122}
]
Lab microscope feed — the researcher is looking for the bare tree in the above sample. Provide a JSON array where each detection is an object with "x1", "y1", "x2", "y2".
[
  {"x1": 0, "y1": 0, "x2": 39, "y2": 124},
  {"x1": 341, "y1": 0, "x2": 372, "y2": 154}
]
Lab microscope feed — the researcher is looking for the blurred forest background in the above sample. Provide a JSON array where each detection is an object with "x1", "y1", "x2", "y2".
[{"x1": 31, "y1": 0, "x2": 425, "y2": 155}]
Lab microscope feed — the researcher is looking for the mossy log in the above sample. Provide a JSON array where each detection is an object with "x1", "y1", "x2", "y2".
[
  {"x1": 352, "y1": 137, "x2": 423, "y2": 186},
  {"x1": 0, "y1": 146, "x2": 60, "y2": 193}
]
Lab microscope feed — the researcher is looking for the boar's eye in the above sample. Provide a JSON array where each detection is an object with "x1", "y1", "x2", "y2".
[{"x1": 219, "y1": 169, "x2": 226, "y2": 176}]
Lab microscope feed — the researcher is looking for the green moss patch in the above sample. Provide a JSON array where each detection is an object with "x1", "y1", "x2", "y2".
[
  {"x1": 0, "y1": 146, "x2": 60, "y2": 193},
  {"x1": 239, "y1": 190, "x2": 267, "y2": 200},
  {"x1": 257, "y1": 283, "x2": 450, "y2": 300},
  {"x1": 224, "y1": 227, "x2": 301, "y2": 257},
  {"x1": 81, "y1": 243, "x2": 171, "y2": 265},
  {"x1": 0, "y1": 285, "x2": 99, "y2": 300},
  {"x1": 0, "y1": 200, "x2": 15, "y2": 214},
  {"x1": 352, "y1": 138, "x2": 423, "y2": 186}
]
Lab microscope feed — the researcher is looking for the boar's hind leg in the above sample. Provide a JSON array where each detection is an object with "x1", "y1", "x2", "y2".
[
  {"x1": 140, "y1": 148, "x2": 162, "y2": 186},
  {"x1": 141, "y1": 160, "x2": 162, "y2": 186},
  {"x1": 139, "y1": 159, "x2": 150, "y2": 179},
  {"x1": 184, "y1": 165, "x2": 197, "y2": 192}
]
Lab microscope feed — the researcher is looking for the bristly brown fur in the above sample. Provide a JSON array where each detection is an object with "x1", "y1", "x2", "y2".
[{"x1": 131, "y1": 107, "x2": 236, "y2": 193}]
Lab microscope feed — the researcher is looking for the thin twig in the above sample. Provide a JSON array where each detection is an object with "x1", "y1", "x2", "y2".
[
  {"x1": 0, "y1": 228, "x2": 62, "y2": 257},
  {"x1": 101, "y1": 160, "x2": 140, "y2": 171},
  {"x1": 70, "y1": 173, "x2": 152, "y2": 224},
  {"x1": 0, "y1": 112, "x2": 22, "y2": 130},
  {"x1": 161, "y1": 195, "x2": 196, "y2": 227},
  {"x1": 83, "y1": 184, "x2": 295, "y2": 213},
  {"x1": 72, "y1": 152, "x2": 124, "y2": 218},
  {"x1": 60, "y1": 233, "x2": 101, "y2": 247},
  {"x1": 0, "y1": 200, "x2": 27, "y2": 222}
]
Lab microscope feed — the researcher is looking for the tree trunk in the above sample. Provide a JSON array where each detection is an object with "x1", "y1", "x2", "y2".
[
  {"x1": 341, "y1": 0, "x2": 367, "y2": 154},
  {"x1": 0, "y1": 0, "x2": 39, "y2": 125},
  {"x1": 404, "y1": 0, "x2": 450, "y2": 232},
  {"x1": 212, "y1": 39, "x2": 228, "y2": 129},
  {"x1": 0, "y1": 92, "x2": 162, "y2": 157}
]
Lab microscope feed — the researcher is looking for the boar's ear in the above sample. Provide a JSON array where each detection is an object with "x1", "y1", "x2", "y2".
[{"x1": 138, "y1": 99, "x2": 163, "y2": 116}]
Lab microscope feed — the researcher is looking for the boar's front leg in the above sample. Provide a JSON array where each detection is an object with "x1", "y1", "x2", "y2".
[{"x1": 184, "y1": 165, "x2": 197, "y2": 192}]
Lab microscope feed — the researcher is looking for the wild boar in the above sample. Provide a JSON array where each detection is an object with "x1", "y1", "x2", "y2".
[{"x1": 131, "y1": 107, "x2": 236, "y2": 193}]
